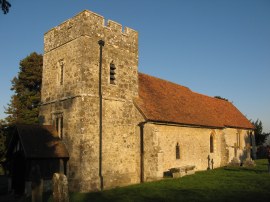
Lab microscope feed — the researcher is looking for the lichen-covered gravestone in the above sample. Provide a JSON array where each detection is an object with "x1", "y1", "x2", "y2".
[{"x1": 53, "y1": 173, "x2": 69, "y2": 202}]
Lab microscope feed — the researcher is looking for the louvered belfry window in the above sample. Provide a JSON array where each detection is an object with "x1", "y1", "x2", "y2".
[{"x1": 110, "y1": 62, "x2": 116, "y2": 84}]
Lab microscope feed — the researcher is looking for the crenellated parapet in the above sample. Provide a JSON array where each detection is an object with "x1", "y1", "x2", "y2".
[{"x1": 44, "y1": 10, "x2": 138, "y2": 53}]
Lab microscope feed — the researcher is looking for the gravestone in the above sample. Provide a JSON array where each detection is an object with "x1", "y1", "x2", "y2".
[
  {"x1": 243, "y1": 143, "x2": 256, "y2": 167},
  {"x1": 53, "y1": 173, "x2": 69, "y2": 202},
  {"x1": 30, "y1": 165, "x2": 43, "y2": 202},
  {"x1": 211, "y1": 159, "x2": 214, "y2": 169},
  {"x1": 229, "y1": 143, "x2": 240, "y2": 166},
  {"x1": 207, "y1": 155, "x2": 211, "y2": 170}
]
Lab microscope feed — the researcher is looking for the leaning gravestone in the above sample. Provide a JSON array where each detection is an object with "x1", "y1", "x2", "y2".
[{"x1": 53, "y1": 173, "x2": 69, "y2": 202}]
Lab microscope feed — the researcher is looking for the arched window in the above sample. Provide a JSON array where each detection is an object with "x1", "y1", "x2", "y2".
[
  {"x1": 176, "y1": 143, "x2": 180, "y2": 159},
  {"x1": 210, "y1": 135, "x2": 214, "y2": 153}
]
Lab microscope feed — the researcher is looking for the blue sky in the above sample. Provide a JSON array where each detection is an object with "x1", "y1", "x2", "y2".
[{"x1": 0, "y1": 0, "x2": 269, "y2": 132}]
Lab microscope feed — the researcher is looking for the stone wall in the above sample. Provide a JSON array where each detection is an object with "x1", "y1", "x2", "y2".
[
  {"x1": 102, "y1": 99, "x2": 144, "y2": 189},
  {"x1": 142, "y1": 123, "x2": 255, "y2": 181},
  {"x1": 143, "y1": 123, "x2": 223, "y2": 181},
  {"x1": 39, "y1": 96, "x2": 100, "y2": 191}
]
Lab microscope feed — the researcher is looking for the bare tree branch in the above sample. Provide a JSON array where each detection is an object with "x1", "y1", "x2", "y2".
[{"x1": 0, "y1": 0, "x2": 11, "y2": 14}]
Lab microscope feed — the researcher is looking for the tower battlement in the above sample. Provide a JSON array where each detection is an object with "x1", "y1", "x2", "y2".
[{"x1": 44, "y1": 10, "x2": 138, "y2": 53}]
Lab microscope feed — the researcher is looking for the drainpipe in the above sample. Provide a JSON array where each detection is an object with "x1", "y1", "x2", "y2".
[
  {"x1": 98, "y1": 39, "x2": 105, "y2": 190},
  {"x1": 139, "y1": 122, "x2": 147, "y2": 183}
]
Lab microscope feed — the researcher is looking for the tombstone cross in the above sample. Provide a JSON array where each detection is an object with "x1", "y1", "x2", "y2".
[
  {"x1": 245, "y1": 143, "x2": 251, "y2": 160},
  {"x1": 211, "y1": 158, "x2": 214, "y2": 170},
  {"x1": 232, "y1": 143, "x2": 239, "y2": 158},
  {"x1": 207, "y1": 155, "x2": 211, "y2": 170}
]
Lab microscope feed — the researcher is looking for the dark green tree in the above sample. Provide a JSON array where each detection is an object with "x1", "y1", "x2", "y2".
[
  {"x1": 252, "y1": 119, "x2": 270, "y2": 146},
  {"x1": 0, "y1": 119, "x2": 15, "y2": 174},
  {"x1": 0, "y1": 119, "x2": 8, "y2": 173},
  {"x1": 5, "y1": 52, "x2": 43, "y2": 125},
  {"x1": 0, "y1": 119, "x2": 6, "y2": 158},
  {"x1": 0, "y1": 0, "x2": 11, "y2": 14}
]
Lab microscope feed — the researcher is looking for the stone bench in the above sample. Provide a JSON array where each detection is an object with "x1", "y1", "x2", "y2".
[{"x1": 169, "y1": 165, "x2": 196, "y2": 178}]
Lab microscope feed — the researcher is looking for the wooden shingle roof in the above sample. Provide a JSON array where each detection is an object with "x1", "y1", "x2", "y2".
[{"x1": 136, "y1": 73, "x2": 254, "y2": 129}]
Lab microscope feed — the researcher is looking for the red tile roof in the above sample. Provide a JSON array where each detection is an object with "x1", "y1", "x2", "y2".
[{"x1": 136, "y1": 73, "x2": 254, "y2": 129}]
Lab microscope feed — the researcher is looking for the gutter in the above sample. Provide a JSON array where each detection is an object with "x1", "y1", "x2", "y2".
[{"x1": 143, "y1": 119, "x2": 224, "y2": 130}]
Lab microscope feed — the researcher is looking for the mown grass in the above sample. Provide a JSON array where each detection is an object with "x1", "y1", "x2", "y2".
[{"x1": 42, "y1": 159, "x2": 270, "y2": 201}]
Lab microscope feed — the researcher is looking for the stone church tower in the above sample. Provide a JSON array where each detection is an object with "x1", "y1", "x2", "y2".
[{"x1": 40, "y1": 10, "x2": 142, "y2": 191}]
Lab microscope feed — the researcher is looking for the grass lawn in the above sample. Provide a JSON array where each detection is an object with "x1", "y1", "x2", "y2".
[{"x1": 39, "y1": 159, "x2": 270, "y2": 201}]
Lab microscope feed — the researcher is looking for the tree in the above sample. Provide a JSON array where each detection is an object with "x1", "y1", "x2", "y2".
[
  {"x1": 252, "y1": 119, "x2": 270, "y2": 146},
  {"x1": 0, "y1": 119, "x2": 7, "y2": 159},
  {"x1": 0, "y1": 119, "x2": 8, "y2": 174},
  {"x1": 0, "y1": 0, "x2": 11, "y2": 14},
  {"x1": 1, "y1": 52, "x2": 42, "y2": 173},
  {"x1": 5, "y1": 52, "x2": 43, "y2": 125}
]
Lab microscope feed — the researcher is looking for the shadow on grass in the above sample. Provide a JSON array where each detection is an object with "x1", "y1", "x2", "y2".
[
  {"x1": 68, "y1": 187, "x2": 270, "y2": 202},
  {"x1": 22, "y1": 159, "x2": 270, "y2": 202}
]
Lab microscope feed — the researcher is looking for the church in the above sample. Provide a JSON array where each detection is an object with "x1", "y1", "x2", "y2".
[{"x1": 9, "y1": 10, "x2": 256, "y2": 193}]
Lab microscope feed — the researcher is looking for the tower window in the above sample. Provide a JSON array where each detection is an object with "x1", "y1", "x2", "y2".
[
  {"x1": 210, "y1": 134, "x2": 214, "y2": 153},
  {"x1": 110, "y1": 62, "x2": 116, "y2": 84},
  {"x1": 176, "y1": 143, "x2": 180, "y2": 159},
  {"x1": 58, "y1": 60, "x2": 64, "y2": 85},
  {"x1": 54, "y1": 113, "x2": 63, "y2": 138}
]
